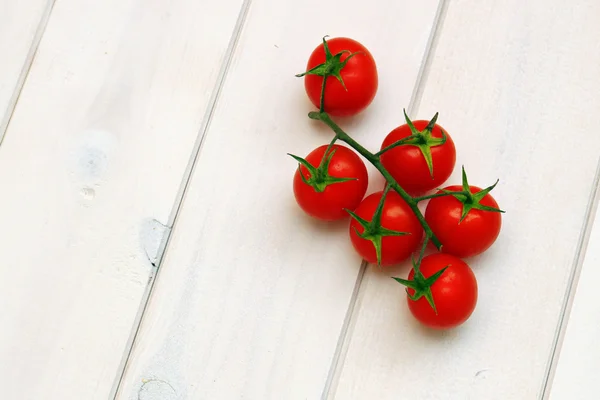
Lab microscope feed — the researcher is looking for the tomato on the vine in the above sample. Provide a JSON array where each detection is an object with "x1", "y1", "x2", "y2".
[
  {"x1": 425, "y1": 184, "x2": 502, "y2": 258},
  {"x1": 292, "y1": 144, "x2": 368, "y2": 221},
  {"x1": 403, "y1": 253, "x2": 478, "y2": 329},
  {"x1": 298, "y1": 37, "x2": 378, "y2": 117},
  {"x1": 380, "y1": 112, "x2": 456, "y2": 195},
  {"x1": 349, "y1": 190, "x2": 423, "y2": 266}
]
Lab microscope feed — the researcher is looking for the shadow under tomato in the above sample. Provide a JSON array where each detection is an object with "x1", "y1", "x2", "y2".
[
  {"x1": 412, "y1": 319, "x2": 461, "y2": 339},
  {"x1": 396, "y1": 305, "x2": 465, "y2": 340}
]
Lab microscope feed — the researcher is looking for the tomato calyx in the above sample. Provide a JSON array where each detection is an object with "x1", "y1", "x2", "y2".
[
  {"x1": 442, "y1": 166, "x2": 505, "y2": 222},
  {"x1": 392, "y1": 237, "x2": 448, "y2": 313},
  {"x1": 379, "y1": 110, "x2": 447, "y2": 178},
  {"x1": 288, "y1": 145, "x2": 357, "y2": 193},
  {"x1": 295, "y1": 36, "x2": 362, "y2": 93},
  {"x1": 345, "y1": 185, "x2": 410, "y2": 266},
  {"x1": 393, "y1": 261, "x2": 449, "y2": 314}
]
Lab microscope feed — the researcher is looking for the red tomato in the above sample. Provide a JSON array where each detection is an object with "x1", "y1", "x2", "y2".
[
  {"x1": 349, "y1": 190, "x2": 423, "y2": 266},
  {"x1": 293, "y1": 144, "x2": 368, "y2": 221},
  {"x1": 425, "y1": 185, "x2": 502, "y2": 258},
  {"x1": 302, "y1": 37, "x2": 378, "y2": 117},
  {"x1": 380, "y1": 119, "x2": 456, "y2": 195},
  {"x1": 406, "y1": 253, "x2": 478, "y2": 329}
]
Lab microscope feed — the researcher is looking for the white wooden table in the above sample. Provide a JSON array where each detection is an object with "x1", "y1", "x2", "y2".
[{"x1": 1, "y1": 1, "x2": 598, "y2": 399}]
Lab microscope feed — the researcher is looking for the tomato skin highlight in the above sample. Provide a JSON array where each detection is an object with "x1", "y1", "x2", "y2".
[
  {"x1": 303, "y1": 37, "x2": 378, "y2": 117},
  {"x1": 380, "y1": 120, "x2": 456, "y2": 195},
  {"x1": 349, "y1": 190, "x2": 423, "y2": 266},
  {"x1": 425, "y1": 185, "x2": 502, "y2": 258},
  {"x1": 293, "y1": 144, "x2": 368, "y2": 221},
  {"x1": 406, "y1": 253, "x2": 478, "y2": 329}
]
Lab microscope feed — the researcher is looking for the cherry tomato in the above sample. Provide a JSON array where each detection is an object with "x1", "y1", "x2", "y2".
[
  {"x1": 349, "y1": 190, "x2": 423, "y2": 266},
  {"x1": 425, "y1": 185, "x2": 502, "y2": 258},
  {"x1": 302, "y1": 37, "x2": 378, "y2": 117},
  {"x1": 293, "y1": 144, "x2": 368, "y2": 221},
  {"x1": 406, "y1": 253, "x2": 478, "y2": 329},
  {"x1": 380, "y1": 119, "x2": 456, "y2": 195}
]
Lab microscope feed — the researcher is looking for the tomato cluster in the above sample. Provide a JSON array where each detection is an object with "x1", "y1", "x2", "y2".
[{"x1": 289, "y1": 37, "x2": 504, "y2": 330}]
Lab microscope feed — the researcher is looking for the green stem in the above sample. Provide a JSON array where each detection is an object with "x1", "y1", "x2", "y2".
[
  {"x1": 319, "y1": 75, "x2": 327, "y2": 113},
  {"x1": 374, "y1": 134, "x2": 418, "y2": 157},
  {"x1": 414, "y1": 191, "x2": 469, "y2": 202},
  {"x1": 318, "y1": 134, "x2": 339, "y2": 169},
  {"x1": 416, "y1": 235, "x2": 428, "y2": 265},
  {"x1": 309, "y1": 111, "x2": 442, "y2": 249}
]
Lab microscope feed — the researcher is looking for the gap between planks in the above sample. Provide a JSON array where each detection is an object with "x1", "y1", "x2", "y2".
[
  {"x1": 108, "y1": 1, "x2": 254, "y2": 397},
  {"x1": 320, "y1": 0, "x2": 450, "y2": 398},
  {"x1": 0, "y1": 0, "x2": 57, "y2": 147},
  {"x1": 539, "y1": 156, "x2": 600, "y2": 399}
]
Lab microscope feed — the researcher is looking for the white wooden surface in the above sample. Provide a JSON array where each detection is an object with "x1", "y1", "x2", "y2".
[
  {"x1": 2, "y1": 1, "x2": 600, "y2": 399},
  {"x1": 0, "y1": 0, "x2": 244, "y2": 398},
  {"x1": 548, "y1": 171, "x2": 600, "y2": 400},
  {"x1": 114, "y1": 1, "x2": 439, "y2": 399},
  {"x1": 332, "y1": 1, "x2": 600, "y2": 399},
  {"x1": 0, "y1": 0, "x2": 51, "y2": 140}
]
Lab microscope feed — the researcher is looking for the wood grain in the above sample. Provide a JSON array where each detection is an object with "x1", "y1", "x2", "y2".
[
  {"x1": 332, "y1": 1, "x2": 600, "y2": 399},
  {"x1": 115, "y1": 0, "x2": 439, "y2": 398},
  {"x1": 0, "y1": 0, "x2": 244, "y2": 398},
  {"x1": 548, "y1": 173, "x2": 600, "y2": 400},
  {"x1": 0, "y1": 0, "x2": 51, "y2": 139}
]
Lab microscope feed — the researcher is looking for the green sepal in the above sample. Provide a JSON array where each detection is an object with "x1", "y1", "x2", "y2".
[
  {"x1": 448, "y1": 166, "x2": 506, "y2": 223},
  {"x1": 346, "y1": 209, "x2": 371, "y2": 228},
  {"x1": 416, "y1": 143, "x2": 434, "y2": 177},
  {"x1": 391, "y1": 277, "x2": 419, "y2": 290},
  {"x1": 392, "y1": 264, "x2": 449, "y2": 314},
  {"x1": 375, "y1": 135, "x2": 418, "y2": 157},
  {"x1": 288, "y1": 149, "x2": 356, "y2": 193},
  {"x1": 461, "y1": 164, "x2": 470, "y2": 193},
  {"x1": 346, "y1": 186, "x2": 410, "y2": 267},
  {"x1": 393, "y1": 109, "x2": 448, "y2": 178},
  {"x1": 289, "y1": 153, "x2": 318, "y2": 175},
  {"x1": 295, "y1": 36, "x2": 362, "y2": 92}
]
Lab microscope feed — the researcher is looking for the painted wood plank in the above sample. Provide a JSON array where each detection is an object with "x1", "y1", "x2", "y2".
[
  {"x1": 115, "y1": 1, "x2": 440, "y2": 398},
  {"x1": 0, "y1": 0, "x2": 51, "y2": 138},
  {"x1": 0, "y1": 1, "x2": 244, "y2": 398},
  {"x1": 547, "y1": 174, "x2": 600, "y2": 400},
  {"x1": 332, "y1": 1, "x2": 600, "y2": 399}
]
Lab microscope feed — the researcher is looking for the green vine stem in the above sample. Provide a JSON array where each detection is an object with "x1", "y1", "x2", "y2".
[
  {"x1": 308, "y1": 110, "x2": 443, "y2": 250},
  {"x1": 295, "y1": 36, "x2": 471, "y2": 254},
  {"x1": 293, "y1": 37, "x2": 505, "y2": 312},
  {"x1": 413, "y1": 191, "x2": 469, "y2": 203}
]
